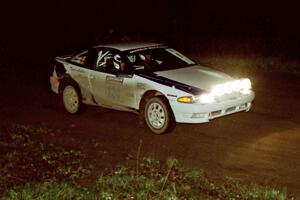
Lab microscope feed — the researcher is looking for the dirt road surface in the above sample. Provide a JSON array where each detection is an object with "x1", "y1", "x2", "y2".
[{"x1": 1, "y1": 69, "x2": 300, "y2": 196}]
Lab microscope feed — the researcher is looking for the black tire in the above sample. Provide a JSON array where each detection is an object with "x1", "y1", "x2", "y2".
[
  {"x1": 61, "y1": 83, "x2": 82, "y2": 114},
  {"x1": 144, "y1": 96, "x2": 175, "y2": 134}
]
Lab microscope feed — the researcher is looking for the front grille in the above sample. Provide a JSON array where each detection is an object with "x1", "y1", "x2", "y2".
[
  {"x1": 226, "y1": 106, "x2": 236, "y2": 113},
  {"x1": 239, "y1": 103, "x2": 247, "y2": 110},
  {"x1": 209, "y1": 102, "x2": 251, "y2": 119},
  {"x1": 210, "y1": 110, "x2": 222, "y2": 117}
]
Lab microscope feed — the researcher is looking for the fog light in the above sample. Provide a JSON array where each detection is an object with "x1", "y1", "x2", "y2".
[
  {"x1": 239, "y1": 104, "x2": 247, "y2": 109},
  {"x1": 241, "y1": 89, "x2": 251, "y2": 95},
  {"x1": 191, "y1": 113, "x2": 207, "y2": 118}
]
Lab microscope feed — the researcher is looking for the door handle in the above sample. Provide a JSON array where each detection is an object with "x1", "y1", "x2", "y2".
[{"x1": 89, "y1": 75, "x2": 95, "y2": 80}]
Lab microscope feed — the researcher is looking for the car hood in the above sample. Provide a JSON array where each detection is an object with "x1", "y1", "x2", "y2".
[{"x1": 154, "y1": 65, "x2": 233, "y2": 91}]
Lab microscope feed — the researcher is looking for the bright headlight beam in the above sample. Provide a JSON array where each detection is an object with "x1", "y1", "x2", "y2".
[
  {"x1": 233, "y1": 80, "x2": 241, "y2": 91},
  {"x1": 241, "y1": 78, "x2": 251, "y2": 90},
  {"x1": 199, "y1": 93, "x2": 215, "y2": 104},
  {"x1": 211, "y1": 85, "x2": 225, "y2": 96},
  {"x1": 178, "y1": 79, "x2": 251, "y2": 104},
  {"x1": 211, "y1": 78, "x2": 251, "y2": 97}
]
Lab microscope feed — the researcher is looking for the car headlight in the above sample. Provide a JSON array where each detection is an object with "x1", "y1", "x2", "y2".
[
  {"x1": 177, "y1": 78, "x2": 252, "y2": 104},
  {"x1": 198, "y1": 93, "x2": 215, "y2": 104},
  {"x1": 240, "y1": 78, "x2": 252, "y2": 94},
  {"x1": 211, "y1": 84, "x2": 223, "y2": 96},
  {"x1": 212, "y1": 78, "x2": 252, "y2": 96},
  {"x1": 241, "y1": 78, "x2": 251, "y2": 90}
]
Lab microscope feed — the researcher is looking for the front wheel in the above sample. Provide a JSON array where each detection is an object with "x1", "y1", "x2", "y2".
[{"x1": 144, "y1": 97, "x2": 175, "y2": 134}]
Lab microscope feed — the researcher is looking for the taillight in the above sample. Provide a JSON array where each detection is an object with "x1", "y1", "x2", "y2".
[{"x1": 50, "y1": 76, "x2": 60, "y2": 84}]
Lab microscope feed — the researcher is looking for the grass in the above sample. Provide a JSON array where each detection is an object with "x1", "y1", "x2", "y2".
[
  {"x1": 0, "y1": 124, "x2": 92, "y2": 195},
  {"x1": 0, "y1": 124, "x2": 297, "y2": 199}
]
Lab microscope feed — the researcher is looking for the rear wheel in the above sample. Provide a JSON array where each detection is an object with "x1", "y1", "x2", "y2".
[
  {"x1": 62, "y1": 84, "x2": 82, "y2": 114},
  {"x1": 144, "y1": 96, "x2": 174, "y2": 134}
]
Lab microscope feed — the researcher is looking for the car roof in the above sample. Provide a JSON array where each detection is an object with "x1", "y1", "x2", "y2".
[{"x1": 93, "y1": 42, "x2": 165, "y2": 52}]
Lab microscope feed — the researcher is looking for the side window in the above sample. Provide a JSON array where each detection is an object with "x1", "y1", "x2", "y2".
[
  {"x1": 69, "y1": 51, "x2": 88, "y2": 66},
  {"x1": 95, "y1": 50, "x2": 115, "y2": 72},
  {"x1": 127, "y1": 54, "x2": 136, "y2": 63}
]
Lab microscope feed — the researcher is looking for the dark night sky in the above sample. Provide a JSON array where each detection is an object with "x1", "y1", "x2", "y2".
[
  {"x1": 3, "y1": 1, "x2": 299, "y2": 36},
  {"x1": 1, "y1": 1, "x2": 300, "y2": 64}
]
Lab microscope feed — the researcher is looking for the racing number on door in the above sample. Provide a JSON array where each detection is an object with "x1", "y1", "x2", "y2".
[
  {"x1": 106, "y1": 85, "x2": 121, "y2": 101},
  {"x1": 105, "y1": 76, "x2": 124, "y2": 102}
]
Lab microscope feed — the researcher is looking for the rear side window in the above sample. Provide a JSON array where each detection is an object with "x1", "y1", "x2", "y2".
[{"x1": 70, "y1": 51, "x2": 88, "y2": 66}]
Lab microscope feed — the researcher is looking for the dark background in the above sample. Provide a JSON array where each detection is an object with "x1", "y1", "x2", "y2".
[{"x1": 1, "y1": 1, "x2": 300, "y2": 68}]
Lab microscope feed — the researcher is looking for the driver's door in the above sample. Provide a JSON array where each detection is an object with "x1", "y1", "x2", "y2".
[{"x1": 88, "y1": 49, "x2": 137, "y2": 110}]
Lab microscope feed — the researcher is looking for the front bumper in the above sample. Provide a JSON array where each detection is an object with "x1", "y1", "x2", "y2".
[{"x1": 169, "y1": 91, "x2": 255, "y2": 123}]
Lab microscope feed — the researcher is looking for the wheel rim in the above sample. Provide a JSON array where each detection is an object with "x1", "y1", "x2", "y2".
[
  {"x1": 63, "y1": 86, "x2": 79, "y2": 113},
  {"x1": 147, "y1": 102, "x2": 166, "y2": 129}
]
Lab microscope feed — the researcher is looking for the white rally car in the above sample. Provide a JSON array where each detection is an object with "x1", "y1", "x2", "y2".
[{"x1": 50, "y1": 42, "x2": 255, "y2": 134}]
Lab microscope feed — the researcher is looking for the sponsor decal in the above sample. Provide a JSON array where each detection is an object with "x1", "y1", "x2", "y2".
[
  {"x1": 167, "y1": 94, "x2": 177, "y2": 98},
  {"x1": 69, "y1": 66, "x2": 86, "y2": 73},
  {"x1": 106, "y1": 76, "x2": 124, "y2": 84}
]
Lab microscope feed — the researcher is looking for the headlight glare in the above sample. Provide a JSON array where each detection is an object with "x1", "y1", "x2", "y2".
[
  {"x1": 198, "y1": 93, "x2": 215, "y2": 104},
  {"x1": 177, "y1": 78, "x2": 251, "y2": 104},
  {"x1": 212, "y1": 78, "x2": 251, "y2": 96},
  {"x1": 241, "y1": 78, "x2": 251, "y2": 90},
  {"x1": 211, "y1": 85, "x2": 225, "y2": 96}
]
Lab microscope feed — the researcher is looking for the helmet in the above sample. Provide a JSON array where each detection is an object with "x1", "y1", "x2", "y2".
[{"x1": 139, "y1": 54, "x2": 146, "y2": 61}]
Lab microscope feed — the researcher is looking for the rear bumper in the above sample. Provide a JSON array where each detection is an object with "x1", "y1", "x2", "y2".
[{"x1": 170, "y1": 91, "x2": 255, "y2": 123}]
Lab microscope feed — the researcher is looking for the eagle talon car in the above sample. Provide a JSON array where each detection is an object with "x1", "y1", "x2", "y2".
[{"x1": 50, "y1": 42, "x2": 255, "y2": 134}]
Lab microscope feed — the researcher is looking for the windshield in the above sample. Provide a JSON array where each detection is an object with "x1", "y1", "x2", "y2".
[{"x1": 124, "y1": 47, "x2": 196, "y2": 72}]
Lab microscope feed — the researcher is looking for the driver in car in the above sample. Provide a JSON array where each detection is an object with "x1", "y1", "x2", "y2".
[{"x1": 113, "y1": 54, "x2": 132, "y2": 73}]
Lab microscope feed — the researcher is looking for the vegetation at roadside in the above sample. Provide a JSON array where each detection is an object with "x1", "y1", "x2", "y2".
[
  {"x1": 0, "y1": 124, "x2": 92, "y2": 195},
  {"x1": 0, "y1": 124, "x2": 297, "y2": 199}
]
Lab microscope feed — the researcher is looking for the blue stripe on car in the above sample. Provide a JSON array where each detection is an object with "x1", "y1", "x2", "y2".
[{"x1": 138, "y1": 73, "x2": 204, "y2": 95}]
